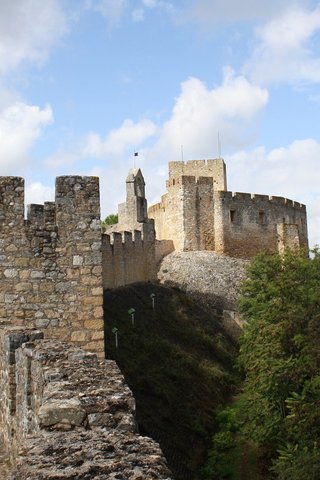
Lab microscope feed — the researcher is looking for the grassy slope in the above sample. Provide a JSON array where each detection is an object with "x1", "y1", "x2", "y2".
[{"x1": 104, "y1": 283, "x2": 239, "y2": 480}]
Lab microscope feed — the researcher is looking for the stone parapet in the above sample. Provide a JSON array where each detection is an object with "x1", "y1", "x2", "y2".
[
  {"x1": 102, "y1": 227, "x2": 156, "y2": 289},
  {"x1": 0, "y1": 176, "x2": 104, "y2": 356},
  {"x1": 214, "y1": 190, "x2": 308, "y2": 257},
  {"x1": 149, "y1": 159, "x2": 308, "y2": 258},
  {"x1": 0, "y1": 328, "x2": 173, "y2": 479}
]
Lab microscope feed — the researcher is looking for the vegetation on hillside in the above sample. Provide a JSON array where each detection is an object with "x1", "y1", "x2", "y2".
[
  {"x1": 104, "y1": 283, "x2": 239, "y2": 480},
  {"x1": 203, "y1": 249, "x2": 320, "y2": 480}
]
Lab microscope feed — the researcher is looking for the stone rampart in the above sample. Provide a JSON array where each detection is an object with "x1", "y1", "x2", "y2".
[
  {"x1": 102, "y1": 228, "x2": 157, "y2": 289},
  {"x1": 214, "y1": 191, "x2": 308, "y2": 257},
  {"x1": 149, "y1": 158, "x2": 308, "y2": 258},
  {"x1": 0, "y1": 327, "x2": 173, "y2": 479},
  {"x1": 0, "y1": 176, "x2": 104, "y2": 356}
]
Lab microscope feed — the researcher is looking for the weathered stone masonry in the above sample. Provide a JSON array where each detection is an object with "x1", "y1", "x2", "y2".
[
  {"x1": 0, "y1": 159, "x2": 309, "y2": 478},
  {"x1": 0, "y1": 176, "x2": 104, "y2": 357},
  {"x1": 0, "y1": 328, "x2": 173, "y2": 479},
  {"x1": 102, "y1": 228, "x2": 157, "y2": 289},
  {"x1": 149, "y1": 159, "x2": 308, "y2": 257},
  {"x1": 102, "y1": 168, "x2": 173, "y2": 289}
]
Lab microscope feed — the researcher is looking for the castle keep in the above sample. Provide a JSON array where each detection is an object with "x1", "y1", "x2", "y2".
[{"x1": 148, "y1": 159, "x2": 308, "y2": 257}]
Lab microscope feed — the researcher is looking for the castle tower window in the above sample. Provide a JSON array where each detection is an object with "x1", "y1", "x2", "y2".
[
  {"x1": 230, "y1": 210, "x2": 236, "y2": 222},
  {"x1": 259, "y1": 211, "x2": 266, "y2": 225}
]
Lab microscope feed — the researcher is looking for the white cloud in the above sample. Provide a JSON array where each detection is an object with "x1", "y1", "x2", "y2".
[
  {"x1": 149, "y1": 69, "x2": 268, "y2": 162},
  {"x1": 82, "y1": 118, "x2": 158, "y2": 157},
  {"x1": 226, "y1": 138, "x2": 320, "y2": 247},
  {"x1": 44, "y1": 70, "x2": 269, "y2": 219},
  {"x1": 0, "y1": 103, "x2": 53, "y2": 173},
  {"x1": 243, "y1": 7, "x2": 320, "y2": 85},
  {"x1": 0, "y1": 0, "x2": 67, "y2": 75},
  {"x1": 47, "y1": 117, "x2": 157, "y2": 167},
  {"x1": 25, "y1": 182, "x2": 54, "y2": 206}
]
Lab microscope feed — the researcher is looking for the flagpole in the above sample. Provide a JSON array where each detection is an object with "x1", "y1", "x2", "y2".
[{"x1": 133, "y1": 151, "x2": 138, "y2": 168}]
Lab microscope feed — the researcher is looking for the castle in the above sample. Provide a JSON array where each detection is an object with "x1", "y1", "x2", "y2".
[
  {"x1": 103, "y1": 158, "x2": 308, "y2": 289},
  {"x1": 148, "y1": 158, "x2": 308, "y2": 257},
  {"x1": 0, "y1": 158, "x2": 308, "y2": 478}
]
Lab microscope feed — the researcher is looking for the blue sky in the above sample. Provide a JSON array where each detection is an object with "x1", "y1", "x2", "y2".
[{"x1": 1, "y1": 0, "x2": 320, "y2": 247}]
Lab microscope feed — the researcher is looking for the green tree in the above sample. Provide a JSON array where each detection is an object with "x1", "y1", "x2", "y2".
[
  {"x1": 103, "y1": 213, "x2": 118, "y2": 225},
  {"x1": 238, "y1": 249, "x2": 320, "y2": 478}
]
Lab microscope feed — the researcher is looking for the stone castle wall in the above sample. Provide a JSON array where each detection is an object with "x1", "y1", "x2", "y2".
[
  {"x1": 0, "y1": 327, "x2": 173, "y2": 479},
  {"x1": 102, "y1": 228, "x2": 157, "y2": 289},
  {"x1": 214, "y1": 191, "x2": 308, "y2": 257},
  {"x1": 149, "y1": 176, "x2": 216, "y2": 251},
  {"x1": 168, "y1": 159, "x2": 227, "y2": 190},
  {"x1": 149, "y1": 159, "x2": 308, "y2": 258},
  {"x1": 0, "y1": 176, "x2": 104, "y2": 357},
  {"x1": 102, "y1": 167, "x2": 172, "y2": 289}
]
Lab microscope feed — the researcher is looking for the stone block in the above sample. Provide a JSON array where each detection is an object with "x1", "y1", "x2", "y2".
[
  {"x1": 83, "y1": 319, "x2": 104, "y2": 330},
  {"x1": 38, "y1": 398, "x2": 86, "y2": 428},
  {"x1": 70, "y1": 331, "x2": 89, "y2": 342},
  {"x1": 83, "y1": 296, "x2": 102, "y2": 306}
]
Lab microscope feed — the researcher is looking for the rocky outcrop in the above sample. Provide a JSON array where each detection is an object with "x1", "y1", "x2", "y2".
[
  {"x1": 158, "y1": 251, "x2": 248, "y2": 335},
  {"x1": 0, "y1": 328, "x2": 173, "y2": 479}
]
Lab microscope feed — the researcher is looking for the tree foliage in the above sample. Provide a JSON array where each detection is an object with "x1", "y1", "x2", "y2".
[
  {"x1": 103, "y1": 213, "x2": 118, "y2": 225},
  {"x1": 238, "y1": 248, "x2": 320, "y2": 478}
]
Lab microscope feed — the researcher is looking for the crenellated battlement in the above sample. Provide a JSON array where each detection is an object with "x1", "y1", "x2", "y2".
[
  {"x1": 168, "y1": 158, "x2": 227, "y2": 191},
  {"x1": 0, "y1": 175, "x2": 104, "y2": 356},
  {"x1": 103, "y1": 229, "x2": 145, "y2": 248},
  {"x1": 0, "y1": 176, "x2": 24, "y2": 226},
  {"x1": 148, "y1": 159, "x2": 308, "y2": 257},
  {"x1": 0, "y1": 175, "x2": 101, "y2": 231},
  {"x1": 166, "y1": 175, "x2": 215, "y2": 189},
  {"x1": 214, "y1": 190, "x2": 306, "y2": 209},
  {"x1": 102, "y1": 227, "x2": 156, "y2": 289}
]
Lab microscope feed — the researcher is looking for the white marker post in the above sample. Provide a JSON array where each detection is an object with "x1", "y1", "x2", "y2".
[
  {"x1": 112, "y1": 327, "x2": 118, "y2": 348},
  {"x1": 128, "y1": 308, "x2": 136, "y2": 326},
  {"x1": 150, "y1": 293, "x2": 156, "y2": 311}
]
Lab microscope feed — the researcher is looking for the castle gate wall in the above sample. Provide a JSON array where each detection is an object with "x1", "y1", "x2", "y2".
[
  {"x1": 0, "y1": 176, "x2": 104, "y2": 357},
  {"x1": 214, "y1": 191, "x2": 308, "y2": 258}
]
